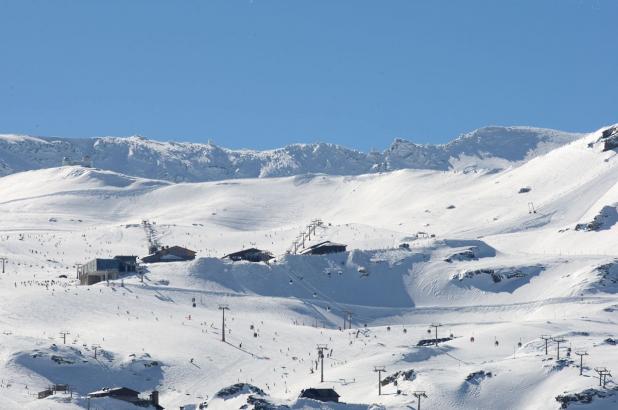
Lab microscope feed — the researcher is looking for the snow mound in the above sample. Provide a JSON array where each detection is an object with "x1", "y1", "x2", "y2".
[
  {"x1": 188, "y1": 250, "x2": 422, "y2": 308},
  {"x1": 11, "y1": 345, "x2": 163, "y2": 395}
]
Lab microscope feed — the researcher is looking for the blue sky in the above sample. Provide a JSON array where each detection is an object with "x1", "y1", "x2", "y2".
[{"x1": 0, "y1": 1, "x2": 616, "y2": 151}]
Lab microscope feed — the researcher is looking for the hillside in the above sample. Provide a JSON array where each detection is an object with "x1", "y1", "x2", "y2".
[
  {"x1": 0, "y1": 125, "x2": 617, "y2": 409},
  {"x1": 0, "y1": 126, "x2": 583, "y2": 182}
]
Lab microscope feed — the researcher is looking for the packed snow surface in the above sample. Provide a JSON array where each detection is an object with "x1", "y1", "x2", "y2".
[{"x1": 0, "y1": 125, "x2": 617, "y2": 409}]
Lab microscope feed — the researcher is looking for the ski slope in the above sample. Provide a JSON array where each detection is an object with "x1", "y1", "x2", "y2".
[{"x1": 0, "y1": 126, "x2": 617, "y2": 409}]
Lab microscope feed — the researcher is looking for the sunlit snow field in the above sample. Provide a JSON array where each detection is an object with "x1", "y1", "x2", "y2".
[{"x1": 0, "y1": 127, "x2": 618, "y2": 409}]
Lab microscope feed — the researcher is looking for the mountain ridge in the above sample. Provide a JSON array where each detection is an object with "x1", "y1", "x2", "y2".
[{"x1": 0, "y1": 125, "x2": 590, "y2": 182}]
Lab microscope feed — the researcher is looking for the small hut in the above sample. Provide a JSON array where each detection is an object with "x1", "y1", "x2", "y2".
[{"x1": 299, "y1": 388, "x2": 340, "y2": 403}]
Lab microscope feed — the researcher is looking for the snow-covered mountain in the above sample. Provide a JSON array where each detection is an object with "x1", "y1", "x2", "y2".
[
  {"x1": 0, "y1": 126, "x2": 583, "y2": 182},
  {"x1": 2, "y1": 124, "x2": 618, "y2": 410}
]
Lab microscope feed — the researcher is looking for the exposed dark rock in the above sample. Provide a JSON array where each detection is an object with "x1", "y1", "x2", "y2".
[
  {"x1": 214, "y1": 383, "x2": 266, "y2": 399},
  {"x1": 595, "y1": 261, "x2": 618, "y2": 287},
  {"x1": 465, "y1": 370, "x2": 492, "y2": 384},
  {"x1": 453, "y1": 265, "x2": 544, "y2": 283},
  {"x1": 417, "y1": 337, "x2": 453, "y2": 346},
  {"x1": 445, "y1": 250, "x2": 476, "y2": 263},
  {"x1": 50, "y1": 355, "x2": 74, "y2": 365},
  {"x1": 551, "y1": 358, "x2": 573, "y2": 371},
  {"x1": 556, "y1": 387, "x2": 618, "y2": 409},
  {"x1": 575, "y1": 206, "x2": 618, "y2": 232},
  {"x1": 381, "y1": 369, "x2": 416, "y2": 386},
  {"x1": 600, "y1": 126, "x2": 618, "y2": 151},
  {"x1": 247, "y1": 395, "x2": 289, "y2": 410}
]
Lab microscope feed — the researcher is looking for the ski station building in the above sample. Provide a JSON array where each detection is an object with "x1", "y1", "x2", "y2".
[
  {"x1": 141, "y1": 246, "x2": 196, "y2": 263},
  {"x1": 78, "y1": 256, "x2": 138, "y2": 285},
  {"x1": 222, "y1": 248, "x2": 274, "y2": 263}
]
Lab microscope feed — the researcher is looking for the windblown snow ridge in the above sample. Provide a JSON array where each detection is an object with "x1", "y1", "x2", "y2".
[{"x1": 0, "y1": 126, "x2": 585, "y2": 182}]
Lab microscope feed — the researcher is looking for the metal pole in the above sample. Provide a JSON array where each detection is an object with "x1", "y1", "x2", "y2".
[
  {"x1": 344, "y1": 311, "x2": 352, "y2": 330},
  {"x1": 430, "y1": 323, "x2": 442, "y2": 346},
  {"x1": 541, "y1": 335, "x2": 547, "y2": 355},
  {"x1": 557, "y1": 341, "x2": 560, "y2": 360},
  {"x1": 218, "y1": 305, "x2": 229, "y2": 342},
  {"x1": 553, "y1": 338, "x2": 566, "y2": 360},
  {"x1": 575, "y1": 351, "x2": 588, "y2": 376},
  {"x1": 317, "y1": 345, "x2": 327, "y2": 383},
  {"x1": 603, "y1": 371, "x2": 612, "y2": 388},
  {"x1": 374, "y1": 366, "x2": 386, "y2": 395},
  {"x1": 541, "y1": 335, "x2": 552, "y2": 355},
  {"x1": 594, "y1": 368, "x2": 606, "y2": 387},
  {"x1": 413, "y1": 391, "x2": 427, "y2": 410}
]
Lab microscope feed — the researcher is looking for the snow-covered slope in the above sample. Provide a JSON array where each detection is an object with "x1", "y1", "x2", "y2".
[
  {"x1": 1, "y1": 125, "x2": 618, "y2": 410},
  {"x1": 0, "y1": 126, "x2": 583, "y2": 182}
]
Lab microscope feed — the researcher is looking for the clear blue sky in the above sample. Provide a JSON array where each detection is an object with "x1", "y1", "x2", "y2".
[{"x1": 0, "y1": 1, "x2": 616, "y2": 151}]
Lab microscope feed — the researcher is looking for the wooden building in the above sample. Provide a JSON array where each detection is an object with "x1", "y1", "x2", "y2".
[
  {"x1": 141, "y1": 246, "x2": 196, "y2": 263},
  {"x1": 88, "y1": 387, "x2": 140, "y2": 400},
  {"x1": 88, "y1": 387, "x2": 163, "y2": 409},
  {"x1": 299, "y1": 388, "x2": 340, "y2": 403},
  {"x1": 222, "y1": 248, "x2": 274, "y2": 263},
  {"x1": 300, "y1": 241, "x2": 347, "y2": 255}
]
